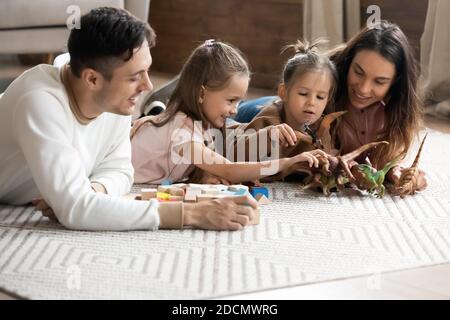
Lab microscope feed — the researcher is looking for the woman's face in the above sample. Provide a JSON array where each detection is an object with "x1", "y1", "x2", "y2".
[{"x1": 347, "y1": 50, "x2": 396, "y2": 109}]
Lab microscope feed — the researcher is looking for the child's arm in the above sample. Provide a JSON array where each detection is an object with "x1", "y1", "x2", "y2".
[
  {"x1": 226, "y1": 124, "x2": 300, "y2": 162},
  {"x1": 185, "y1": 141, "x2": 326, "y2": 184}
]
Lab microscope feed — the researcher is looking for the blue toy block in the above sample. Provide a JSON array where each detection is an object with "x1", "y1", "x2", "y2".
[
  {"x1": 249, "y1": 186, "x2": 269, "y2": 199},
  {"x1": 221, "y1": 190, "x2": 237, "y2": 196},
  {"x1": 161, "y1": 179, "x2": 172, "y2": 186},
  {"x1": 234, "y1": 188, "x2": 248, "y2": 196}
]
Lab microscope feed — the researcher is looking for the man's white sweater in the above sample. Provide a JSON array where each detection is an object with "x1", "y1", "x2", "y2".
[{"x1": 0, "y1": 64, "x2": 162, "y2": 231}]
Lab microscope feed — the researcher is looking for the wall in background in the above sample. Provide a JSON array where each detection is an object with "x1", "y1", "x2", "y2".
[
  {"x1": 149, "y1": 0, "x2": 429, "y2": 89},
  {"x1": 148, "y1": 0, "x2": 303, "y2": 90},
  {"x1": 359, "y1": 0, "x2": 428, "y2": 60}
]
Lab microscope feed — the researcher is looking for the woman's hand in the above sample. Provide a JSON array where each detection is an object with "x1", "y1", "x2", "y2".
[
  {"x1": 270, "y1": 124, "x2": 297, "y2": 148},
  {"x1": 390, "y1": 167, "x2": 427, "y2": 197}
]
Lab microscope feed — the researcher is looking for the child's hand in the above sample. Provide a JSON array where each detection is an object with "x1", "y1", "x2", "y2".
[
  {"x1": 270, "y1": 124, "x2": 297, "y2": 147},
  {"x1": 188, "y1": 168, "x2": 231, "y2": 185},
  {"x1": 293, "y1": 149, "x2": 328, "y2": 168}
]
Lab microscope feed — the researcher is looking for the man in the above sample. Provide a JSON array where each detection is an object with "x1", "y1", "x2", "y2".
[{"x1": 0, "y1": 7, "x2": 257, "y2": 231}]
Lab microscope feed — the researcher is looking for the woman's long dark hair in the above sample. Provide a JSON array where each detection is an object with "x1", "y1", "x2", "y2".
[{"x1": 331, "y1": 20, "x2": 423, "y2": 167}]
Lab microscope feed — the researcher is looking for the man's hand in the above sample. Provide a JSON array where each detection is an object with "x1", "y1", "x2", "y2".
[
  {"x1": 183, "y1": 195, "x2": 258, "y2": 231},
  {"x1": 31, "y1": 197, "x2": 57, "y2": 221}
]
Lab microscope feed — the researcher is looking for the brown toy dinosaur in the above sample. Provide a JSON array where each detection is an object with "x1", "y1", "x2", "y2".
[
  {"x1": 260, "y1": 111, "x2": 390, "y2": 195},
  {"x1": 390, "y1": 133, "x2": 428, "y2": 198},
  {"x1": 267, "y1": 140, "x2": 388, "y2": 196}
]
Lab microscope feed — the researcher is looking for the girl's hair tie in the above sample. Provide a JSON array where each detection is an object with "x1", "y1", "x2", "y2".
[{"x1": 203, "y1": 39, "x2": 215, "y2": 47}]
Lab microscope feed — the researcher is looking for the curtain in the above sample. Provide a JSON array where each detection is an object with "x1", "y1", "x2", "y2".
[
  {"x1": 420, "y1": 0, "x2": 450, "y2": 118},
  {"x1": 303, "y1": 0, "x2": 360, "y2": 48}
]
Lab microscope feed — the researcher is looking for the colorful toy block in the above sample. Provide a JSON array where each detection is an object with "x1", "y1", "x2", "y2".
[
  {"x1": 138, "y1": 183, "x2": 264, "y2": 225},
  {"x1": 168, "y1": 187, "x2": 185, "y2": 196},
  {"x1": 201, "y1": 188, "x2": 219, "y2": 195},
  {"x1": 234, "y1": 188, "x2": 248, "y2": 196},
  {"x1": 255, "y1": 194, "x2": 271, "y2": 204},
  {"x1": 141, "y1": 188, "x2": 157, "y2": 200},
  {"x1": 249, "y1": 186, "x2": 269, "y2": 199},
  {"x1": 184, "y1": 188, "x2": 201, "y2": 202},
  {"x1": 168, "y1": 195, "x2": 184, "y2": 201},
  {"x1": 156, "y1": 192, "x2": 170, "y2": 201}
]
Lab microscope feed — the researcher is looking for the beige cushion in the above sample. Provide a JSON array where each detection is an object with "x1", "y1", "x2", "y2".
[
  {"x1": 0, "y1": 0, "x2": 124, "y2": 29},
  {"x1": 0, "y1": 28, "x2": 70, "y2": 54}
]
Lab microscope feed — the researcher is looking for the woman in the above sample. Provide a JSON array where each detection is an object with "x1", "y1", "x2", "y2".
[{"x1": 235, "y1": 20, "x2": 427, "y2": 195}]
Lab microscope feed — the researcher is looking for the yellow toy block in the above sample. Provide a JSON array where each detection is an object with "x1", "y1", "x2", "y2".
[{"x1": 156, "y1": 192, "x2": 170, "y2": 200}]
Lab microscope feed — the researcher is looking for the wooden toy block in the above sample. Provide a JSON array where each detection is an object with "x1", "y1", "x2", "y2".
[
  {"x1": 255, "y1": 194, "x2": 271, "y2": 204},
  {"x1": 186, "y1": 183, "x2": 204, "y2": 189},
  {"x1": 168, "y1": 187, "x2": 185, "y2": 196},
  {"x1": 234, "y1": 188, "x2": 248, "y2": 196},
  {"x1": 157, "y1": 185, "x2": 170, "y2": 193},
  {"x1": 184, "y1": 188, "x2": 201, "y2": 202},
  {"x1": 249, "y1": 208, "x2": 260, "y2": 225},
  {"x1": 201, "y1": 188, "x2": 219, "y2": 195},
  {"x1": 156, "y1": 192, "x2": 170, "y2": 201},
  {"x1": 141, "y1": 188, "x2": 157, "y2": 200},
  {"x1": 249, "y1": 186, "x2": 269, "y2": 199},
  {"x1": 171, "y1": 183, "x2": 187, "y2": 189},
  {"x1": 196, "y1": 194, "x2": 229, "y2": 202},
  {"x1": 168, "y1": 195, "x2": 184, "y2": 201}
]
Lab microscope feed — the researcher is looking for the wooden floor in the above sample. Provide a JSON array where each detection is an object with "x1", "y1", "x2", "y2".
[{"x1": 1, "y1": 57, "x2": 450, "y2": 300}]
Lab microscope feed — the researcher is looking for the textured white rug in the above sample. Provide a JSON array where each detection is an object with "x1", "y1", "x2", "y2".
[{"x1": 0, "y1": 130, "x2": 449, "y2": 299}]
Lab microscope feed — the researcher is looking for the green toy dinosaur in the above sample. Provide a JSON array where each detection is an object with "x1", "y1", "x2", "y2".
[
  {"x1": 301, "y1": 141, "x2": 389, "y2": 196},
  {"x1": 357, "y1": 156, "x2": 401, "y2": 198}
]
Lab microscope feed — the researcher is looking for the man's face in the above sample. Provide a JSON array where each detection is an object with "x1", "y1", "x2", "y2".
[{"x1": 94, "y1": 40, "x2": 153, "y2": 116}]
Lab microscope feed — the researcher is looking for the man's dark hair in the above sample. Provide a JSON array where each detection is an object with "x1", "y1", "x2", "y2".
[{"x1": 68, "y1": 7, "x2": 156, "y2": 79}]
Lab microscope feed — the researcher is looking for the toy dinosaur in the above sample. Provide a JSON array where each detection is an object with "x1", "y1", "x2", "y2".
[
  {"x1": 391, "y1": 133, "x2": 428, "y2": 198},
  {"x1": 262, "y1": 111, "x2": 391, "y2": 196},
  {"x1": 260, "y1": 111, "x2": 346, "y2": 184},
  {"x1": 294, "y1": 111, "x2": 347, "y2": 152},
  {"x1": 356, "y1": 156, "x2": 401, "y2": 198},
  {"x1": 301, "y1": 141, "x2": 389, "y2": 196}
]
